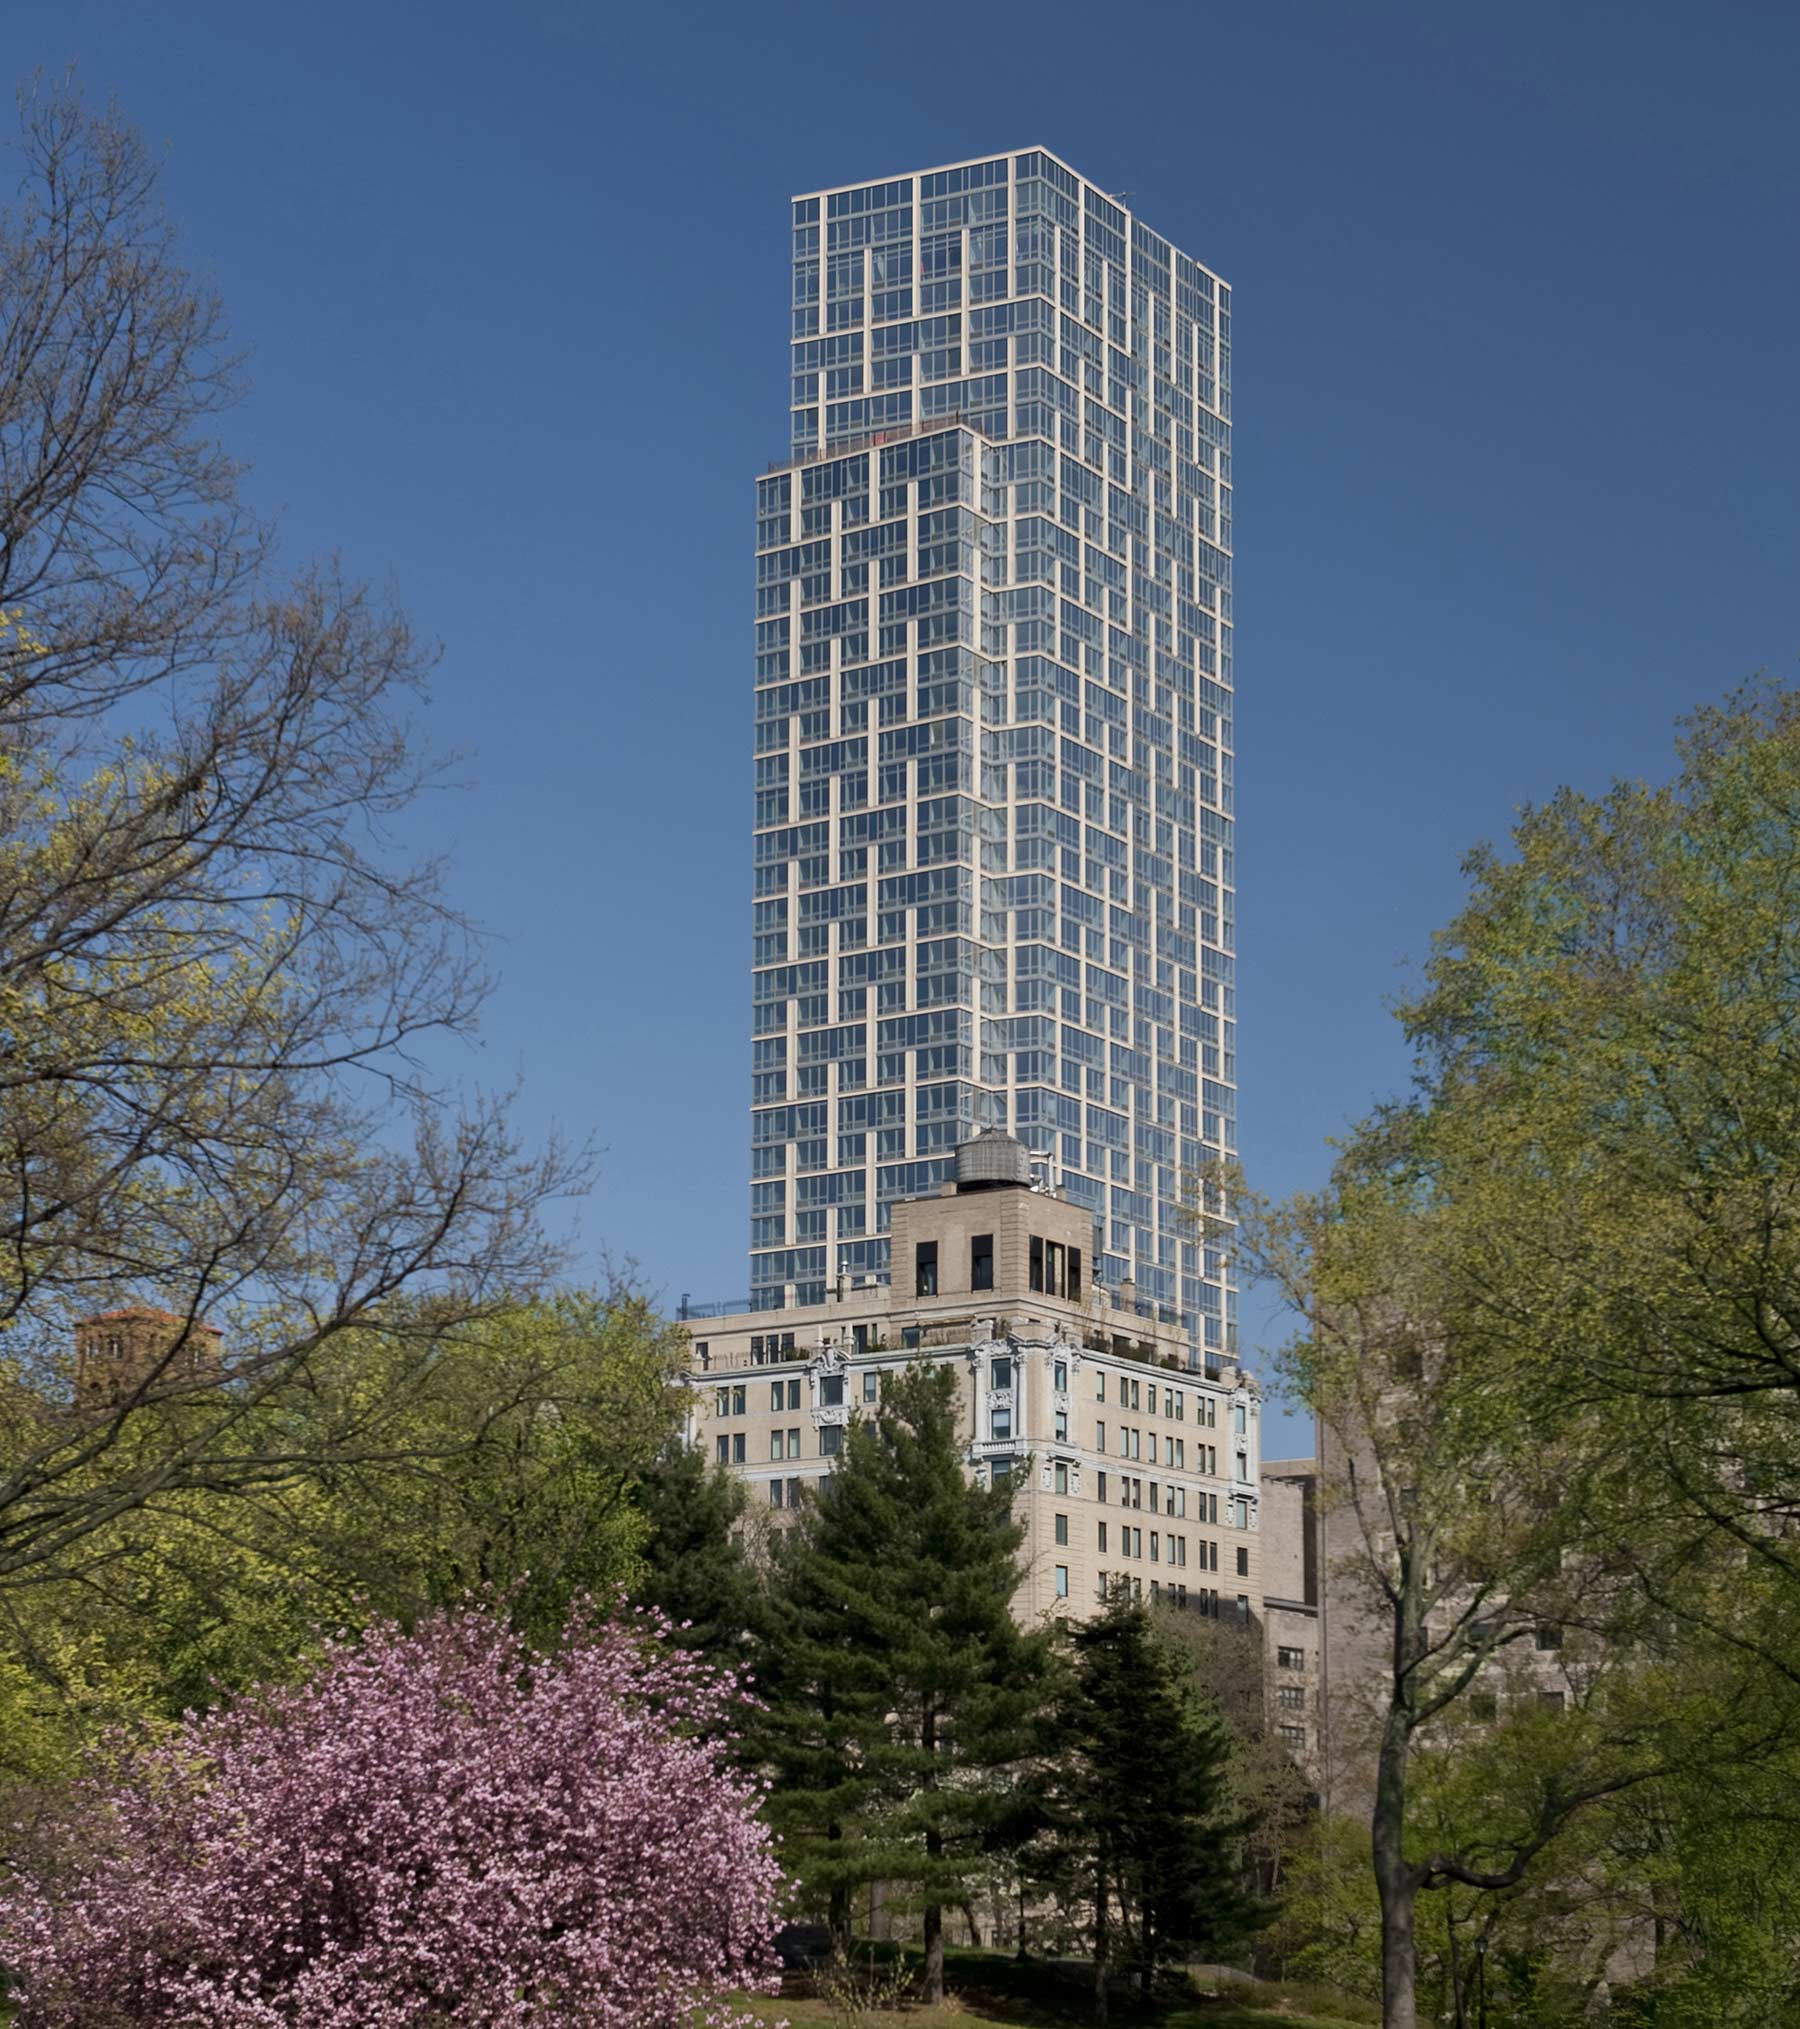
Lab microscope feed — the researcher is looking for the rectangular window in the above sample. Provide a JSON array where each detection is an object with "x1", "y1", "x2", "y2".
[
  {"x1": 1237, "y1": 1594, "x2": 1251, "y2": 1624},
  {"x1": 1068, "y1": 1246, "x2": 1082, "y2": 1300},
  {"x1": 1095, "y1": 1370, "x2": 1106, "y2": 1401},
  {"x1": 1278, "y1": 1685, "x2": 1303, "y2": 1710},
  {"x1": 821, "y1": 1424, "x2": 843, "y2": 1456},
  {"x1": 971, "y1": 1232, "x2": 994, "y2": 1291},
  {"x1": 770, "y1": 1382, "x2": 784, "y2": 1412},
  {"x1": 750, "y1": 1335, "x2": 763, "y2": 1360},
  {"x1": 1054, "y1": 1409, "x2": 1068, "y2": 1442},
  {"x1": 1029, "y1": 1235, "x2": 1045, "y2": 1291},
  {"x1": 1150, "y1": 1532, "x2": 1160, "y2": 1563},
  {"x1": 1280, "y1": 1724, "x2": 1305, "y2": 1750},
  {"x1": 789, "y1": 1427, "x2": 802, "y2": 1457},
  {"x1": 715, "y1": 1436, "x2": 729, "y2": 1465},
  {"x1": 915, "y1": 1239, "x2": 938, "y2": 1296},
  {"x1": 990, "y1": 1355, "x2": 1012, "y2": 1390},
  {"x1": 1148, "y1": 1433, "x2": 1158, "y2": 1464},
  {"x1": 788, "y1": 1378, "x2": 803, "y2": 1410},
  {"x1": 1237, "y1": 1546, "x2": 1249, "y2": 1577},
  {"x1": 1045, "y1": 1241, "x2": 1063, "y2": 1294},
  {"x1": 820, "y1": 1374, "x2": 844, "y2": 1408},
  {"x1": 787, "y1": 1476, "x2": 802, "y2": 1506},
  {"x1": 733, "y1": 1385, "x2": 747, "y2": 1416},
  {"x1": 1097, "y1": 1520, "x2": 1108, "y2": 1552},
  {"x1": 991, "y1": 1402, "x2": 1013, "y2": 1442},
  {"x1": 770, "y1": 1480, "x2": 784, "y2": 1507},
  {"x1": 1278, "y1": 1647, "x2": 1305, "y2": 1671},
  {"x1": 1095, "y1": 1420, "x2": 1106, "y2": 1452},
  {"x1": 1536, "y1": 1625, "x2": 1563, "y2": 1650},
  {"x1": 862, "y1": 1370, "x2": 878, "y2": 1403},
  {"x1": 732, "y1": 1434, "x2": 746, "y2": 1464},
  {"x1": 1096, "y1": 1470, "x2": 1107, "y2": 1502},
  {"x1": 1054, "y1": 1564, "x2": 1069, "y2": 1598},
  {"x1": 1054, "y1": 1512, "x2": 1069, "y2": 1546},
  {"x1": 1053, "y1": 1461, "x2": 1068, "y2": 1494},
  {"x1": 1054, "y1": 1359, "x2": 1068, "y2": 1393},
  {"x1": 771, "y1": 1431, "x2": 786, "y2": 1461},
  {"x1": 717, "y1": 1387, "x2": 730, "y2": 1417}
]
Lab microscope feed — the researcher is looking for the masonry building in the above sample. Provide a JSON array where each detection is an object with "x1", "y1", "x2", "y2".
[{"x1": 686, "y1": 1130, "x2": 1264, "y2": 1625}]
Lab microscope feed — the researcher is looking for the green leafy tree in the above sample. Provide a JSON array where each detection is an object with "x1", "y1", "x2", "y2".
[
  {"x1": 1228, "y1": 681, "x2": 1800, "y2": 2028},
  {"x1": 1395, "y1": 681, "x2": 1800, "y2": 1661},
  {"x1": 627, "y1": 1435, "x2": 766, "y2": 1654},
  {"x1": 1041, "y1": 1590, "x2": 1254, "y2": 2018},
  {"x1": 0, "y1": 1288, "x2": 684, "y2": 1763},
  {"x1": 756, "y1": 1361, "x2": 1048, "y2": 2004}
]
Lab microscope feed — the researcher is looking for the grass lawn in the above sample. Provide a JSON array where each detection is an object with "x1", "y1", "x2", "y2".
[{"x1": 731, "y1": 1947, "x2": 1376, "y2": 2029}]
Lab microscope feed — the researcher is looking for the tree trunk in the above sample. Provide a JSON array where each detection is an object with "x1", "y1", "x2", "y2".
[
  {"x1": 1373, "y1": 1703, "x2": 1418, "y2": 2029},
  {"x1": 921, "y1": 1694, "x2": 945, "y2": 2004},
  {"x1": 1094, "y1": 1857, "x2": 1110, "y2": 2027}
]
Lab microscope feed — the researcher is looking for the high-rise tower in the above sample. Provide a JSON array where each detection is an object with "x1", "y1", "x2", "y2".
[{"x1": 750, "y1": 149, "x2": 1234, "y2": 1354}]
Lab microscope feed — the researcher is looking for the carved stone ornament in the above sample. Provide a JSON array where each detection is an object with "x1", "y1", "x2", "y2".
[
  {"x1": 815, "y1": 1403, "x2": 848, "y2": 1428},
  {"x1": 812, "y1": 1343, "x2": 848, "y2": 1376}
]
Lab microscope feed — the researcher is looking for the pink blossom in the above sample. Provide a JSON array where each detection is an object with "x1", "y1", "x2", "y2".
[{"x1": 0, "y1": 1601, "x2": 784, "y2": 2025}]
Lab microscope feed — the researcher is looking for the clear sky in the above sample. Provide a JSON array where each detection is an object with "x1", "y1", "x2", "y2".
[{"x1": 11, "y1": 0, "x2": 1798, "y2": 1454}]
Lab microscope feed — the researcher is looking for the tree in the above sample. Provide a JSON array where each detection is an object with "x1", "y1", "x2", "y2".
[
  {"x1": 1153, "y1": 1603, "x2": 1311, "y2": 1898},
  {"x1": 0, "y1": 78, "x2": 579, "y2": 1582},
  {"x1": 757, "y1": 1361, "x2": 1048, "y2": 2004},
  {"x1": 627, "y1": 1434, "x2": 766, "y2": 1654},
  {"x1": 1396, "y1": 681, "x2": 1800, "y2": 1664},
  {"x1": 0, "y1": 1288, "x2": 684, "y2": 1765},
  {"x1": 0, "y1": 1599, "x2": 784, "y2": 2026},
  {"x1": 1042, "y1": 1590, "x2": 1253, "y2": 2018},
  {"x1": 1226, "y1": 682, "x2": 1800, "y2": 2028},
  {"x1": 1227, "y1": 1125, "x2": 1797, "y2": 2029}
]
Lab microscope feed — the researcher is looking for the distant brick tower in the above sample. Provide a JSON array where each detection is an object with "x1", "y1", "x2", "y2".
[{"x1": 73, "y1": 1306, "x2": 223, "y2": 1404}]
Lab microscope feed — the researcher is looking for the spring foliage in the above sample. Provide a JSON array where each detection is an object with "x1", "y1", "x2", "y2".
[{"x1": 0, "y1": 1601, "x2": 783, "y2": 2027}]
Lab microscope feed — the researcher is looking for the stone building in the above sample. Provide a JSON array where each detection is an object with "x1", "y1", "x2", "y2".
[
  {"x1": 1259, "y1": 1456, "x2": 1323, "y2": 1789},
  {"x1": 73, "y1": 1305, "x2": 223, "y2": 1405},
  {"x1": 684, "y1": 1131, "x2": 1265, "y2": 1628}
]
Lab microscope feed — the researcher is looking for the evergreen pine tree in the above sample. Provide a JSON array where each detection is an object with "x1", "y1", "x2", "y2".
[
  {"x1": 756, "y1": 1362, "x2": 1049, "y2": 2003},
  {"x1": 628, "y1": 1440, "x2": 765, "y2": 1654},
  {"x1": 1047, "y1": 1589, "x2": 1255, "y2": 2017}
]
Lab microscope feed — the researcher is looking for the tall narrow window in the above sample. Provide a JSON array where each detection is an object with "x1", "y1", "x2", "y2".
[
  {"x1": 1029, "y1": 1235, "x2": 1045, "y2": 1292},
  {"x1": 1045, "y1": 1241, "x2": 1063, "y2": 1295},
  {"x1": 1068, "y1": 1246, "x2": 1082, "y2": 1300},
  {"x1": 915, "y1": 1240, "x2": 938, "y2": 1297},
  {"x1": 820, "y1": 1374, "x2": 844, "y2": 1408},
  {"x1": 971, "y1": 1232, "x2": 994, "y2": 1291}
]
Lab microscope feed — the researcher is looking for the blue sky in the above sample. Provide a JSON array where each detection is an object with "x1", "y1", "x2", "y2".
[{"x1": 13, "y1": 1, "x2": 1798, "y2": 1453}]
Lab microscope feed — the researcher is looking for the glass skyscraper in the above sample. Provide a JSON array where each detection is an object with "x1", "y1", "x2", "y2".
[{"x1": 750, "y1": 148, "x2": 1235, "y2": 1355}]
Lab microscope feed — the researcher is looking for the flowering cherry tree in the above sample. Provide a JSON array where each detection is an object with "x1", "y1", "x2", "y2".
[{"x1": 0, "y1": 1602, "x2": 784, "y2": 2025}]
